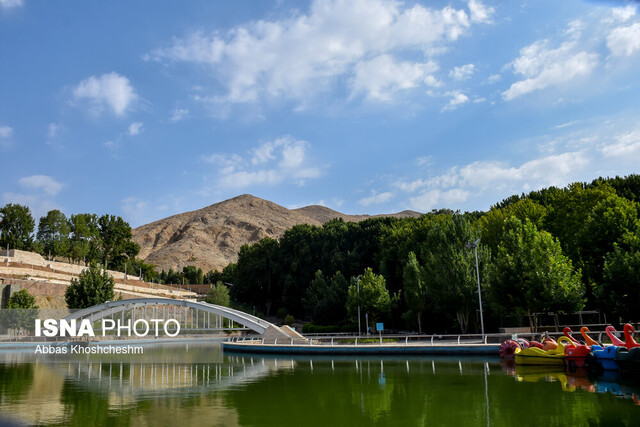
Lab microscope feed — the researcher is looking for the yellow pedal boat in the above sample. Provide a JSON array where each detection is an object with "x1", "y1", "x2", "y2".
[{"x1": 514, "y1": 336, "x2": 573, "y2": 366}]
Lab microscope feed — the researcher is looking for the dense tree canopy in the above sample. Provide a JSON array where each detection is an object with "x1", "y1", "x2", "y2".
[
  {"x1": 303, "y1": 270, "x2": 348, "y2": 325},
  {"x1": 2, "y1": 289, "x2": 38, "y2": 332},
  {"x1": 6, "y1": 289, "x2": 38, "y2": 309},
  {"x1": 601, "y1": 232, "x2": 640, "y2": 321},
  {"x1": 487, "y1": 217, "x2": 584, "y2": 329},
  {"x1": 206, "y1": 282, "x2": 231, "y2": 307},
  {"x1": 0, "y1": 204, "x2": 35, "y2": 251},
  {"x1": 346, "y1": 267, "x2": 396, "y2": 327},
  {"x1": 37, "y1": 209, "x2": 70, "y2": 260},
  {"x1": 4, "y1": 174, "x2": 640, "y2": 331},
  {"x1": 65, "y1": 264, "x2": 115, "y2": 309},
  {"x1": 403, "y1": 252, "x2": 427, "y2": 333}
]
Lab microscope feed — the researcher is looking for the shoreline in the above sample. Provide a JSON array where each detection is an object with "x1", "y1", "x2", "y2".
[
  {"x1": 0, "y1": 336, "x2": 228, "y2": 350},
  {"x1": 222, "y1": 341, "x2": 500, "y2": 356}
]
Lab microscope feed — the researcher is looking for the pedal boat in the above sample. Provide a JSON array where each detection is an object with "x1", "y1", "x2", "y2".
[
  {"x1": 564, "y1": 327, "x2": 597, "y2": 369},
  {"x1": 586, "y1": 326, "x2": 626, "y2": 372},
  {"x1": 514, "y1": 336, "x2": 573, "y2": 365},
  {"x1": 614, "y1": 324, "x2": 640, "y2": 375}
]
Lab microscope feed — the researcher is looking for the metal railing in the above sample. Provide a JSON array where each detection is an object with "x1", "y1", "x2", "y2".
[{"x1": 227, "y1": 329, "x2": 640, "y2": 346}]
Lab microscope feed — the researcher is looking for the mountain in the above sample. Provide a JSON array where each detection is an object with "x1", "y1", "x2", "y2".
[{"x1": 132, "y1": 194, "x2": 421, "y2": 273}]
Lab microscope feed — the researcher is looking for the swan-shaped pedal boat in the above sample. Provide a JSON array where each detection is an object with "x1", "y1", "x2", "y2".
[
  {"x1": 585, "y1": 326, "x2": 626, "y2": 372},
  {"x1": 514, "y1": 336, "x2": 573, "y2": 365},
  {"x1": 564, "y1": 327, "x2": 598, "y2": 369},
  {"x1": 615, "y1": 324, "x2": 640, "y2": 375}
]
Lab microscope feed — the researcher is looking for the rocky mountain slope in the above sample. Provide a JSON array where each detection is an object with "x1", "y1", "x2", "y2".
[{"x1": 132, "y1": 194, "x2": 420, "y2": 272}]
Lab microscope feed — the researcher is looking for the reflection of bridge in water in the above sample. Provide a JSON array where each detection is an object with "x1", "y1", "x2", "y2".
[
  {"x1": 56, "y1": 355, "x2": 496, "y2": 395},
  {"x1": 60, "y1": 359, "x2": 278, "y2": 395}
]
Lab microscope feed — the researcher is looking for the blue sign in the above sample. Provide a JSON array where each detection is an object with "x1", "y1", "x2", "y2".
[{"x1": 376, "y1": 323, "x2": 384, "y2": 332}]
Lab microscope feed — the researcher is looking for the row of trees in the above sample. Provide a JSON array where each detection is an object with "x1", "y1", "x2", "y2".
[
  {"x1": 0, "y1": 203, "x2": 232, "y2": 291},
  {"x1": 219, "y1": 175, "x2": 640, "y2": 333},
  {"x1": 0, "y1": 204, "x2": 156, "y2": 280}
]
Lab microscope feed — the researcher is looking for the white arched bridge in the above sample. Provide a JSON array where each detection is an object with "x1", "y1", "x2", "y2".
[{"x1": 64, "y1": 298, "x2": 277, "y2": 335}]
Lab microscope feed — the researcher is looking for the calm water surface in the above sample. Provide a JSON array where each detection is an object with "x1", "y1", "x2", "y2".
[{"x1": 0, "y1": 342, "x2": 639, "y2": 426}]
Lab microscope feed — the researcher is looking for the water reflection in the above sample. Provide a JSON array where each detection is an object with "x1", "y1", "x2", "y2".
[
  {"x1": 500, "y1": 358, "x2": 640, "y2": 405},
  {"x1": 0, "y1": 344, "x2": 639, "y2": 426}
]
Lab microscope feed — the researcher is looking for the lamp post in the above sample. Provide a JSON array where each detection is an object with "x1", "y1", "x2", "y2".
[
  {"x1": 466, "y1": 238, "x2": 485, "y2": 339},
  {"x1": 356, "y1": 275, "x2": 362, "y2": 337}
]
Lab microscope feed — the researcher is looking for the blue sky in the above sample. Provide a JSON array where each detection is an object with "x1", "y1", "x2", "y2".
[{"x1": 2, "y1": 0, "x2": 640, "y2": 227}]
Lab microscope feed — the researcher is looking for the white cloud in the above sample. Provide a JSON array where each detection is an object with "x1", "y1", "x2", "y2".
[
  {"x1": 416, "y1": 156, "x2": 434, "y2": 167},
  {"x1": 73, "y1": 72, "x2": 137, "y2": 116},
  {"x1": 601, "y1": 130, "x2": 640, "y2": 158},
  {"x1": 351, "y1": 55, "x2": 440, "y2": 101},
  {"x1": 359, "y1": 191, "x2": 394, "y2": 206},
  {"x1": 395, "y1": 150, "x2": 592, "y2": 212},
  {"x1": 128, "y1": 122, "x2": 143, "y2": 136},
  {"x1": 0, "y1": 0, "x2": 23, "y2": 9},
  {"x1": 408, "y1": 188, "x2": 469, "y2": 211},
  {"x1": 503, "y1": 38, "x2": 598, "y2": 101},
  {"x1": 606, "y1": 5, "x2": 637, "y2": 23},
  {"x1": 468, "y1": 0, "x2": 494, "y2": 24},
  {"x1": 436, "y1": 152, "x2": 589, "y2": 191},
  {"x1": 204, "y1": 136, "x2": 323, "y2": 189},
  {"x1": 121, "y1": 197, "x2": 151, "y2": 227},
  {"x1": 553, "y1": 120, "x2": 578, "y2": 130},
  {"x1": 487, "y1": 74, "x2": 501, "y2": 84},
  {"x1": 288, "y1": 198, "x2": 344, "y2": 209},
  {"x1": 0, "y1": 125, "x2": 13, "y2": 138},
  {"x1": 442, "y1": 90, "x2": 469, "y2": 111},
  {"x1": 170, "y1": 108, "x2": 189, "y2": 122},
  {"x1": 280, "y1": 141, "x2": 306, "y2": 169},
  {"x1": 250, "y1": 142, "x2": 277, "y2": 165},
  {"x1": 2, "y1": 192, "x2": 60, "y2": 222},
  {"x1": 449, "y1": 63, "x2": 475, "y2": 80},
  {"x1": 47, "y1": 123, "x2": 59, "y2": 139},
  {"x1": 385, "y1": 115, "x2": 640, "y2": 213},
  {"x1": 18, "y1": 175, "x2": 63, "y2": 196},
  {"x1": 148, "y1": 0, "x2": 492, "y2": 105},
  {"x1": 607, "y1": 22, "x2": 640, "y2": 57}
]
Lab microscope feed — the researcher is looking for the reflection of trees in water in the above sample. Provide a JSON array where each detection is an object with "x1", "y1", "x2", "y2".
[
  {"x1": 0, "y1": 364, "x2": 34, "y2": 404},
  {"x1": 57, "y1": 379, "x2": 125, "y2": 427},
  {"x1": 4, "y1": 357, "x2": 640, "y2": 425},
  {"x1": 222, "y1": 358, "x2": 640, "y2": 426}
]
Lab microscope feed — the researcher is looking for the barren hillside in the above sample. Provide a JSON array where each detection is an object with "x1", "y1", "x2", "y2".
[{"x1": 132, "y1": 194, "x2": 421, "y2": 272}]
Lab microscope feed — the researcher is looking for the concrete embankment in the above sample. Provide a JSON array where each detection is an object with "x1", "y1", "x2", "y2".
[{"x1": 222, "y1": 341, "x2": 500, "y2": 356}]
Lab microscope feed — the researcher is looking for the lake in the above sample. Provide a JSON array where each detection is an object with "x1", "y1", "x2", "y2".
[{"x1": 0, "y1": 342, "x2": 638, "y2": 426}]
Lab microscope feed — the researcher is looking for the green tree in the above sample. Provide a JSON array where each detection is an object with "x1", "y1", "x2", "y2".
[
  {"x1": 487, "y1": 217, "x2": 584, "y2": 330},
  {"x1": 303, "y1": 270, "x2": 348, "y2": 325},
  {"x1": 206, "y1": 281, "x2": 231, "y2": 307},
  {"x1": 418, "y1": 215, "x2": 490, "y2": 333},
  {"x1": 601, "y1": 232, "x2": 640, "y2": 321},
  {"x1": 0, "y1": 203, "x2": 35, "y2": 251},
  {"x1": 579, "y1": 194, "x2": 640, "y2": 294},
  {"x1": 6, "y1": 289, "x2": 38, "y2": 309},
  {"x1": 403, "y1": 252, "x2": 427, "y2": 333},
  {"x1": 477, "y1": 199, "x2": 547, "y2": 257},
  {"x1": 2, "y1": 289, "x2": 39, "y2": 333},
  {"x1": 233, "y1": 237, "x2": 280, "y2": 316},
  {"x1": 65, "y1": 264, "x2": 115, "y2": 309},
  {"x1": 346, "y1": 268, "x2": 395, "y2": 326},
  {"x1": 97, "y1": 214, "x2": 139, "y2": 270},
  {"x1": 183, "y1": 265, "x2": 204, "y2": 284},
  {"x1": 69, "y1": 213, "x2": 101, "y2": 264},
  {"x1": 37, "y1": 209, "x2": 70, "y2": 260}
]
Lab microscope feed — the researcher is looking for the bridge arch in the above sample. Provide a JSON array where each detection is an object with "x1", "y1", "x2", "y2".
[{"x1": 64, "y1": 298, "x2": 274, "y2": 335}]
